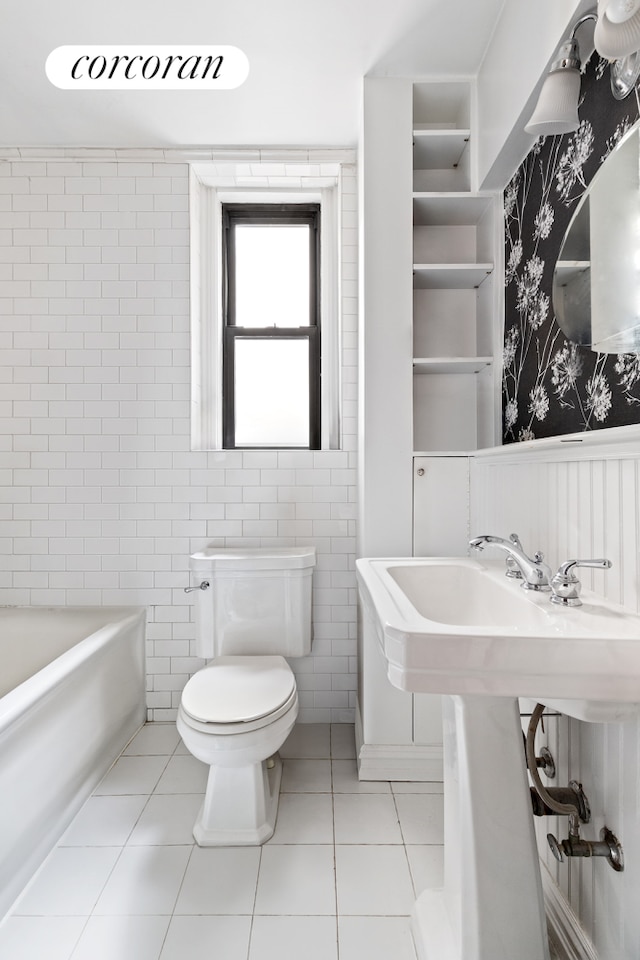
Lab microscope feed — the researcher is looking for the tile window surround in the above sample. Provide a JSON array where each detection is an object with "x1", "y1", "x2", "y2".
[{"x1": 0, "y1": 149, "x2": 358, "y2": 722}]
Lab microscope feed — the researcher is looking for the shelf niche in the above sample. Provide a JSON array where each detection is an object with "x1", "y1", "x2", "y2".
[{"x1": 413, "y1": 82, "x2": 472, "y2": 192}]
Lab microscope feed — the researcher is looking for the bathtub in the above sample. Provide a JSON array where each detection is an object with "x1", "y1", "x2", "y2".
[{"x1": 0, "y1": 605, "x2": 146, "y2": 918}]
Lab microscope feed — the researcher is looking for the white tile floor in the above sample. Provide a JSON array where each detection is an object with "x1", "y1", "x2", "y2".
[{"x1": 0, "y1": 723, "x2": 445, "y2": 960}]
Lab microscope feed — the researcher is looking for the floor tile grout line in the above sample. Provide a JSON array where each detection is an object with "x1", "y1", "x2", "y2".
[
  {"x1": 330, "y1": 735, "x2": 341, "y2": 960},
  {"x1": 121, "y1": 789, "x2": 156, "y2": 849},
  {"x1": 245, "y1": 840, "x2": 264, "y2": 960},
  {"x1": 162, "y1": 842, "x2": 198, "y2": 958},
  {"x1": 390, "y1": 788, "x2": 420, "y2": 903},
  {"x1": 93, "y1": 752, "x2": 173, "y2": 800},
  {"x1": 62, "y1": 840, "x2": 129, "y2": 956},
  {"x1": 57, "y1": 912, "x2": 92, "y2": 960}
]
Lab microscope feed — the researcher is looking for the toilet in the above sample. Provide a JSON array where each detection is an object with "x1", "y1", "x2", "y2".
[{"x1": 177, "y1": 545, "x2": 316, "y2": 845}]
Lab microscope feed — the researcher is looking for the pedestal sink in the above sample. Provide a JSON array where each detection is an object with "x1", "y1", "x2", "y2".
[{"x1": 356, "y1": 556, "x2": 640, "y2": 960}]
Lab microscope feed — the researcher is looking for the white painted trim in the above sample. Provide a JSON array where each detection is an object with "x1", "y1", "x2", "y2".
[
  {"x1": 473, "y1": 423, "x2": 640, "y2": 466},
  {"x1": 189, "y1": 163, "x2": 345, "y2": 451},
  {"x1": 0, "y1": 146, "x2": 356, "y2": 164},
  {"x1": 190, "y1": 171, "x2": 223, "y2": 450},
  {"x1": 320, "y1": 182, "x2": 341, "y2": 449},
  {"x1": 357, "y1": 743, "x2": 443, "y2": 782},
  {"x1": 355, "y1": 706, "x2": 443, "y2": 782},
  {"x1": 541, "y1": 863, "x2": 599, "y2": 960},
  {"x1": 356, "y1": 705, "x2": 443, "y2": 783}
]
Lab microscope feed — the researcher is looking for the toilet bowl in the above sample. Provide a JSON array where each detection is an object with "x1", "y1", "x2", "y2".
[
  {"x1": 177, "y1": 655, "x2": 299, "y2": 845},
  {"x1": 178, "y1": 547, "x2": 315, "y2": 845}
]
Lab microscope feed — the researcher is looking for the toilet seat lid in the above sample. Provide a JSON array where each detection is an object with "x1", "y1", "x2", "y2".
[{"x1": 181, "y1": 655, "x2": 296, "y2": 724}]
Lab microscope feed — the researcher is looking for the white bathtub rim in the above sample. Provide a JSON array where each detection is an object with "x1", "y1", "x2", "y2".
[{"x1": 0, "y1": 605, "x2": 146, "y2": 734}]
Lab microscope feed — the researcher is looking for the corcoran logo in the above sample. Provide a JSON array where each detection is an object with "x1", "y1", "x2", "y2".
[{"x1": 46, "y1": 45, "x2": 249, "y2": 90}]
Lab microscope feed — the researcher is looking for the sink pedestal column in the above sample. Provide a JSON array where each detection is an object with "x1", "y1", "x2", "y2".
[{"x1": 411, "y1": 695, "x2": 550, "y2": 960}]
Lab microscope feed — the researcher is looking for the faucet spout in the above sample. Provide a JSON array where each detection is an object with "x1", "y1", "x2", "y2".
[{"x1": 469, "y1": 535, "x2": 552, "y2": 591}]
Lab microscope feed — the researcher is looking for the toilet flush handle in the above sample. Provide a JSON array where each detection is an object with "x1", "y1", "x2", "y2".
[{"x1": 184, "y1": 580, "x2": 210, "y2": 593}]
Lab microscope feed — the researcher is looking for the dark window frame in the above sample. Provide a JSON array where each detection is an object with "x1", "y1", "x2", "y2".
[{"x1": 221, "y1": 202, "x2": 321, "y2": 450}]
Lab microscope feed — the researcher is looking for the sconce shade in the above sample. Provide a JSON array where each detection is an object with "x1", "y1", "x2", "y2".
[
  {"x1": 525, "y1": 67, "x2": 581, "y2": 136},
  {"x1": 594, "y1": 0, "x2": 640, "y2": 58}
]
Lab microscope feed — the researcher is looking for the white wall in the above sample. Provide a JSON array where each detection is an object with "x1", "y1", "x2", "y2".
[
  {"x1": 0, "y1": 151, "x2": 358, "y2": 723},
  {"x1": 471, "y1": 435, "x2": 640, "y2": 960},
  {"x1": 358, "y1": 78, "x2": 414, "y2": 558},
  {"x1": 476, "y1": 0, "x2": 584, "y2": 190}
]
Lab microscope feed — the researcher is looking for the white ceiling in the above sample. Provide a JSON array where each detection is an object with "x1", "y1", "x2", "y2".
[{"x1": 3, "y1": 0, "x2": 506, "y2": 148}]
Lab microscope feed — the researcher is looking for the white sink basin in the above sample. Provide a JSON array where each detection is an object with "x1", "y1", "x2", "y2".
[
  {"x1": 386, "y1": 560, "x2": 553, "y2": 628},
  {"x1": 356, "y1": 556, "x2": 640, "y2": 722}
]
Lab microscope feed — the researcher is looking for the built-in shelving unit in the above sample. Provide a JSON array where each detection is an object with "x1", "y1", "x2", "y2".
[
  {"x1": 358, "y1": 76, "x2": 502, "y2": 781},
  {"x1": 412, "y1": 80, "x2": 498, "y2": 454}
]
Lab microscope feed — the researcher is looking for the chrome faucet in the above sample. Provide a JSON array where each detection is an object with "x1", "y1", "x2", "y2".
[{"x1": 469, "y1": 534, "x2": 552, "y2": 591}]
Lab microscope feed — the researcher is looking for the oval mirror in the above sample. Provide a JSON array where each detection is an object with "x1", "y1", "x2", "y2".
[{"x1": 552, "y1": 122, "x2": 640, "y2": 354}]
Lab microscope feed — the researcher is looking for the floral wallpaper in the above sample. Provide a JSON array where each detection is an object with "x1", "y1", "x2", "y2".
[{"x1": 503, "y1": 53, "x2": 640, "y2": 442}]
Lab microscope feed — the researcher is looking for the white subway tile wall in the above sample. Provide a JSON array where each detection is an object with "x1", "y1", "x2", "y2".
[{"x1": 0, "y1": 157, "x2": 358, "y2": 723}]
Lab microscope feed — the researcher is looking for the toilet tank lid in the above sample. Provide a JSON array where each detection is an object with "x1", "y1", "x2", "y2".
[{"x1": 190, "y1": 546, "x2": 316, "y2": 571}]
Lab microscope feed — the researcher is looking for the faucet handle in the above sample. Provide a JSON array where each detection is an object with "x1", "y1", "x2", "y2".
[
  {"x1": 505, "y1": 533, "x2": 524, "y2": 579},
  {"x1": 550, "y1": 558, "x2": 612, "y2": 607}
]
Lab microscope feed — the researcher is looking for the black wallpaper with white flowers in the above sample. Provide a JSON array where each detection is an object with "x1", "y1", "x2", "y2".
[{"x1": 503, "y1": 54, "x2": 640, "y2": 443}]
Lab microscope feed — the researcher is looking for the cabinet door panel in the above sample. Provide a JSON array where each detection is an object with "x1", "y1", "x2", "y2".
[{"x1": 413, "y1": 456, "x2": 469, "y2": 556}]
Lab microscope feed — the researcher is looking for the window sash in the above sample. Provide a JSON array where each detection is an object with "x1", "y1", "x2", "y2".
[
  {"x1": 223, "y1": 327, "x2": 320, "y2": 449},
  {"x1": 221, "y1": 203, "x2": 321, "y2": 449}
]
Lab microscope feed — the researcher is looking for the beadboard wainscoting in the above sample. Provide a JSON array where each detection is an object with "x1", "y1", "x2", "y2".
[
  {"x1": 471, "y1": 429, "x2": 640, "y2": 960},
  {"x1": 0, "y1": 150, "x2": 358, "y2": 724}
]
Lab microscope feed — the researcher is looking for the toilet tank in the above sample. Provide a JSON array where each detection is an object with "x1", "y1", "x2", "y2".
[{"x1": 189, "y1": 546, "x2": 316, "y2": 659}]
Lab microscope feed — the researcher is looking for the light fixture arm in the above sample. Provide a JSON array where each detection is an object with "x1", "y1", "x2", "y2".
[
  {"x1": 569, "y1": 12, "x2": 598, "y2": 41},
  {"x1": 550, "y1": 39, "x2": 581, "y2": 73},
  {"x1": 550, "y1": 13, "x2": 598, "y2": 73}
]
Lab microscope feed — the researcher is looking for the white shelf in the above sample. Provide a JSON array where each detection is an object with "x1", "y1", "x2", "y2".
[
  {"x1": 413, "y1": 129, "x2": 470, "y2": 170},
  {"x1": 413, "y1": 264, "x2": 494, "y2": 289},
  {"x1": 413, "y1": 449, "x2": 474, "y2": 456},
  {"x1": 413, "y1": 124, "x2": 466, "y2": 131},
  {"x1": 413, "y1": 357, "x2": 493, "y2": 375},
  {"x1": 555, "y1": 260, "x2": 590, "y2": 284},
  {"x1": 413, "y1": 193, "x2": 493, "y2": 226}
]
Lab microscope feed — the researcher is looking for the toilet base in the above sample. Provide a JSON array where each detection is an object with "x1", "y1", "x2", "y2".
[{"x1": 193, "y1": 753, "x2": 282, "y2": 846}]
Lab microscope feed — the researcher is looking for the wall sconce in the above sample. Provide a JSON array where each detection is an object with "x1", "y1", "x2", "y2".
[
  {"x1": 526, "y1": 2, "x2": 640, "y2": 137},
  {"x1": 525, "y1": 14, "x2": 596, "y2": 137},
  {"x1": 594, "y1": 0, "x2": 640, "y2": 59}
]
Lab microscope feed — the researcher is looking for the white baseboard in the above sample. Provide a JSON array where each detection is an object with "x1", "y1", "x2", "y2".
[
  {"x1": 542, "y1": 863, "x2": 598, "y2": 960},
  {"x1": 355, "y1": 708, "x2": 443, "y2": 781}
]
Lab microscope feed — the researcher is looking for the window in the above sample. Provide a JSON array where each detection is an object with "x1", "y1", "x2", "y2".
[
  {"x1": 189, "y1": 161, "x2": 343, "y2": 452},
  {"x1": 221, "y1": 204, "x2": 321, "y2": 449}
]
